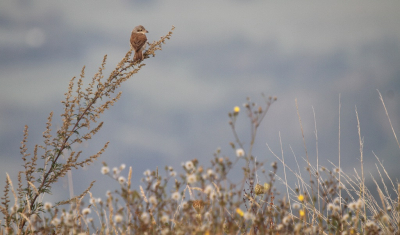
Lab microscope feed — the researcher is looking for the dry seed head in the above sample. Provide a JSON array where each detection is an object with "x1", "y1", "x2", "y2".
[
  {"x1": 149, "y1": 196, "x2": 157, "y2": 205},
  {"x1": 171, "y1": 191, "x2": 181, "y2": 201},
  {"x1": 161, "y1": 214, "x2": 169, "y2": 224},
  {"x1": 143, "y1": 169, "x2": 151, "y2": 176},
  {"x1": 101, "y1": 166, "x2": 110, "y2": 174},
  {"x1": 51, "y1": 218, "x2": 61, "y2": 226},
  {"x1": 254, "y1": 184, "x2": 265, "y2": 195},
  {"x1": 118, "y1": 176, "x2": 126, "y2": 184},
  {"x1": 209, "y1": 191, "x2": 218, "y2": 201},
  {"x1": 90, "y1": 196, "x2": 99, "y2": 205},
  {"x1": 294, "y1": 223, "x2": 302, "y2": 232},
  {"x1": 181, "y1": 201, "x2": 189, "y2": 209},
  {"x1": 44, "y1": 202, "x2": 52, "y2": 210},
  {"x1": 192, "y1": 200, "x2": 204, "y2": 213},
  {"x1": 356, "y1": 198, "x2": 364, "y2": 209},
  {"x1": 114, "y1": 214, "x2": 123, "y2": 223},
  {"x1": 140, "y1": 212, "x2": 150, "y2": 224},
  {"x1": 82, "y1": 208, "x2": 91, "y2": 215},
  {"x1": 381, "y1": 214, "x2": 390, "y2": 224},
  {"x1": 327, "y1": 203, "x2": 335, "y2": 211},
  {"x1": 348, "y1": 202, "x2": 357, "y2": 211},
  {"x1": 342, "y1": 214, "x2": 349, "y2": 222},
  {"x1": 333, "y1": 197, "x2": 340, "y2": 204},
  {"x1": 204, "y1": 185, "x2": 213, "y2": 194},
  {"x1": 243, "y1": 212, "x2": 255, "y2": 221},
  {"x1": 292, "y1": 203, "x2": 301, "y2": 210},
  {"x1": 185, "y1": 161, "x2": 194, "y2": 170},
  {"x1": 140, "y1": 185, "x2": 148, "y2": 203},
  {"x1": 161, "y1": 228, "x2": 169, "y2": 235},
  {"x1": 206, "y1": 169, "x2": 214, "y2": 177},
  {"x1": 187, "y1": 174, "x2": 197, "y2": 184},
  {"x1": 282, "y1": 215, "x2": 291, "y2": 225},
  {"x1": 236, "y1": 148, "x2": 245, "y2": 157}
]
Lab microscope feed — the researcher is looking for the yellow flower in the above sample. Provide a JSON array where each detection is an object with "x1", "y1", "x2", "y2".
[
  {"x1": 264, "y1": 183, "x2": 270, "y2": 191},
  {"x1": 236, "y1": 208, "x2": 244, "y2": 217},
  {"x1": 233, "y1": 106, "x2": 240, "y2": 113},
  {"x1": 298, "y1": 194, "x2": 304, "y2": 202},
  {"x1": 299, "y1": 209, "x2": 305, "y2": 217}
]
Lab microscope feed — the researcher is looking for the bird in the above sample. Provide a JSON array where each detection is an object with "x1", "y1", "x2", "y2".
[{"x1": 130, "y1": 25, "x2": 149, "y2": 62}]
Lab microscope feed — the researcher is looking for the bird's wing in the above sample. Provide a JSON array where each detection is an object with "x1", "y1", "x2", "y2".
[{"x1": 130, "y1": 33, "x2": 147, "y2": 52}]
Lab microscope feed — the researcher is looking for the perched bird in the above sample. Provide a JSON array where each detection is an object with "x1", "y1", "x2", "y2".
[{"x1": 130, "y1": 25, "x2": 149, "y2": 62}]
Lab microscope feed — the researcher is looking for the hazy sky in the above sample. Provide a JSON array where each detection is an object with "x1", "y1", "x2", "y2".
[{"x1": 1, "y1": 1, "x2": 399, "y2": 203}]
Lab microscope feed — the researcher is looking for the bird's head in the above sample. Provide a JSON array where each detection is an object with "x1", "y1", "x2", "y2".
[{"x1": 133, "y1": 25, "x2": 149, "y2": 34}]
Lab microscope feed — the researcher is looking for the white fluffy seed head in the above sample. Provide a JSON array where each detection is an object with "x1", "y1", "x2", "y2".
[
  {"x1": 236, "y1": 148, "x2": 245, "y2": 157},
  {"x1": 185, "y1": 161, "x2": 194, "y2": 170},
  {"x1": 172, "y1": 192, "x2": 181, "y2": 201},
  {"x1": 114, "y1": 214, "x2": 123, "y2": 223},
  {"x1": 140, "y1": 212, "x2": 150, "y2": 224},
  {"x1": 161, "y1": 215, "x2": 169, "y2": 224},
  {"x1": 101, "y1": 166, "x2": 110, "y2": 174},
  {"x1": 82, "y1": 208, "x2": 91, "y2": 215},
  {"x1": 149, "y1": 196, "x2": 157, "y2": 205}
]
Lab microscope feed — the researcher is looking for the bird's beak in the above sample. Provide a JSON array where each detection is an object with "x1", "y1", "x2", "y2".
[{"x1": 146, "y1": 30, "x2": 149, "y2": 33}]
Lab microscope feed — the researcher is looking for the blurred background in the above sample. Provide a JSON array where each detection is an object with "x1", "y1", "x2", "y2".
[{"x1": 1, "y1": 1, "x2": 399, "y2": 204}]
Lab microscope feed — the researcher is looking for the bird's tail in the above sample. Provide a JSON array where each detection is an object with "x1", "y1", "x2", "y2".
[{"x1": 134, "y1": 50, "x2": 143, "y2": 62}]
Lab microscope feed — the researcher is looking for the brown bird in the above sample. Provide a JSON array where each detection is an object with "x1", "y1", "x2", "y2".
[{"x1": 130, "y1": 25, "x2": 149, "y2": 62}]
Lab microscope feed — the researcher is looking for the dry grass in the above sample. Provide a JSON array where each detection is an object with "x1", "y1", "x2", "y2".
[{"x1": 0, "y1": 25, "x2": 399, "y2": 234}]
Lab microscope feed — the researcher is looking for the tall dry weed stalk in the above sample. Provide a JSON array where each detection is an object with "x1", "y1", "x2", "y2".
[{"x1": 0, "y1": 26, "x2": 175, "y2": 234}]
